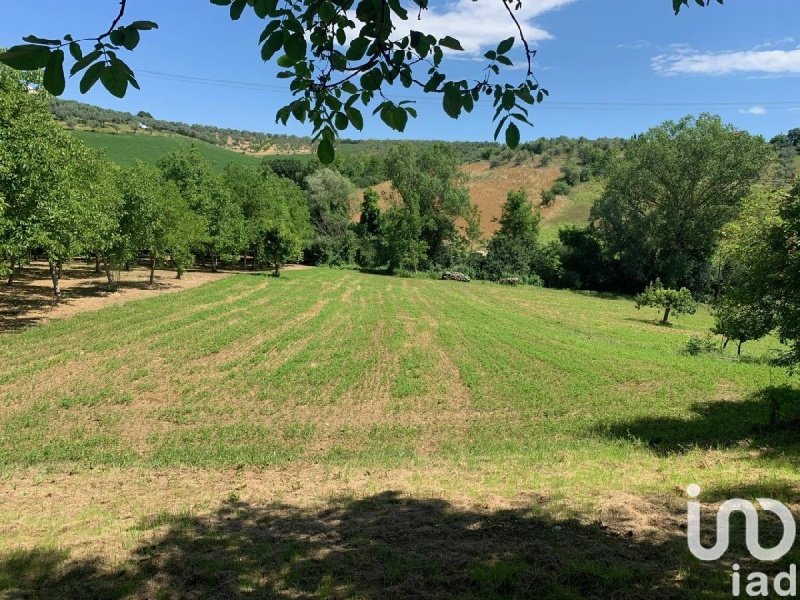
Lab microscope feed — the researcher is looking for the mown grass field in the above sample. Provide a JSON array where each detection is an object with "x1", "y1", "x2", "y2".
[
  {"x1": 72, "y1": 130, "x2": 318, "y2": 172},
  {"x1": 1, "y1": 268, "x2": 799, "y2": 598}
]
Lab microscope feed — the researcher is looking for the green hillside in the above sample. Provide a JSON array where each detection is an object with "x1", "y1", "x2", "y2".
[{"x1": 73, "y1": 130, "x2": 264, "y2": 171}]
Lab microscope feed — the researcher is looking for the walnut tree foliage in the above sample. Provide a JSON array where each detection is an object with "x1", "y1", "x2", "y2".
[{"x1": 0, "y1": 0, "x2": 722, "y2": 163}]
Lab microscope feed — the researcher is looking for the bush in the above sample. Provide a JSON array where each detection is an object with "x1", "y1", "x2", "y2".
[
  {"x1": 684, "y1": 334, "x2": 719, "y2": 356},
  {"x1": 540, "y1": 189, "x2": 557, "y2": 206},
  {"x1": 561, "y1": 163, "x2": 581, "y2": 186},
  {"x1": 550, "y1": 181, "x2": 571, "y2": 196}
]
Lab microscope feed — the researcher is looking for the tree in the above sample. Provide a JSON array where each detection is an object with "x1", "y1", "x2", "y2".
[
  {"x1": 380, "y1": 196, "x2": 427, "y2": 274},
  {"x1": 262, "y1": 223, "x2": 303, "y2": 277},
  {"x1": 384, "y1": 143, "x2": 470, "y2": 268},
  {"x1": 0, "y1": 4, "x2": 543, "y2": 163},
  {"x1": 76, "y1": 154, "x2": 124, "y2": 290},
  {"x1": 723, "y1": 183, "x2": 800, "y2": 369},
  {"x1": 158, "y1": 147, "x2": 247, "y2": 271},
  {"x1": 485, "y1": 190, "x2": 540, "y2": 280},
  {"x1": 225, "y1": 163, "x2": 311, "y2": 270},
  {"x1": 591, "y1": 114, "x2": 773, "y2": 293},
  {"x1": 304, "y1": 168, "x2": 356, "y2": 265},
  {"x1": 635, "y1": 279, "x2": 697, "y2": 325},
  {"x1": 0, "y1": 63, "x2": 112, "y2": 300},
  {"x1": 711, "y1": 300, "x2": 773, "y2": 356},
  {"x1": 355, "y1": 188, "x2": 382, "y2": 268}
]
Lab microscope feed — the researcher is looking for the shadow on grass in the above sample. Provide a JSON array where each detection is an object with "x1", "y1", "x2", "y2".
[
  {"x1": 0, "y1": 263, "x2": 174, "y2": 333},
  {"x1": 595, "y1": 386, "x2": 800, "y2": 457},
  {"x1": 0, "y1": 491, "x2": 738, "y2": 599}
]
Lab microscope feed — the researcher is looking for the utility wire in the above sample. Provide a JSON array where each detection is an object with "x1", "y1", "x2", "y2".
[{"x1": 137, "y1": 69, "x2": 798, "y2": 111}]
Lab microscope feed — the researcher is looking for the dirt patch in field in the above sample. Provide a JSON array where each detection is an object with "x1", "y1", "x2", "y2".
[{"x1": 0, "y1": 262, "x2": 311, "y2": 332}]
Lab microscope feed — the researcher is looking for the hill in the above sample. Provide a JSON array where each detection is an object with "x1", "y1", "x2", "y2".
[
  {"x1": 1, "y1": 267, "x2": 795, "y2": 597},
  {"x1": 74, "y1": 130, "x2": 264, "y2": 172},
  {"x1": 360, "y1": 160, "x2": 602, "y2": 240}
]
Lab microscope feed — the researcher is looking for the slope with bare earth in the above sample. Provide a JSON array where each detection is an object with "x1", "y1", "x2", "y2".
[{"x1": 355, "y1": 160, "x2": 602, "y2": 241}]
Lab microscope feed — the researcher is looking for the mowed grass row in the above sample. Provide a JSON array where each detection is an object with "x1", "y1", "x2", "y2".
[{"x1": 1, "y1": 268, "x2": 798, "y2": 503}]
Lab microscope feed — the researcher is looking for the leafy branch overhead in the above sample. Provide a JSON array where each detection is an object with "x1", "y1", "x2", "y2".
[{"x1": 0, "y1": 0, "x2": 723, "y2": 163}]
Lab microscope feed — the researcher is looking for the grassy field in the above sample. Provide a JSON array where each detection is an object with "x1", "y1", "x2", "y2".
[
  {"x1": 72, "y1": 130, "x2": 319, "y2": 172},
  {"x1": 1, "y1": 268, "x2": 799, "y2": 598}
]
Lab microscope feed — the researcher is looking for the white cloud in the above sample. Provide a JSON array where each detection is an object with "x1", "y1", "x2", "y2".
[
  {"x1": 738, "y1": 106, "x2": 767, "y2": 115},
  {"x1": 391, "y1": 0, "x2": 577, "y2": 55},
  {"x1": 652, "y1": 46, "x2": 800, "y2": 76}
]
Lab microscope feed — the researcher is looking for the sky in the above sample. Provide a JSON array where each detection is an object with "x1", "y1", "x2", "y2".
[{"x1": 1, "y1": 0, "x2": 799, "y2": 142}]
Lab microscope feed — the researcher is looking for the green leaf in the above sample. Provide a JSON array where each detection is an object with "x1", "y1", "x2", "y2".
[
  {"x1": 379, "y1": 104, "x2": 395, "y2": 129},
  {"x1": 284, "y1": 33, "x2": 306, "y2": 61},
  {"x1": 42, "y1": 49, "x2": 65, "y2": 95},
  {"x1": 360, "y1": 68, "x2": 382, "y2": 91},
  {"x1": 497, "y1": 36, "x2": 515, "y2": 54},
  {"x1": 334, "y1": 112, "x2": 349, "y2": 131},
  {"x1": 122, "y1": 27, "x2": 141, "y2": 51},
  {"x1": 438, "y1": 36, "x2": 463, "y2": 51},
  {"x1": 262, "y1": 32, "x2": 283, "y2": 61},
  {"x1": 230, "y1": 0, "x2": 247, "y2": 20},
  {"x1": 100, "y1": 61, "x2": 129, "y2": 98},
  {"x1": 346, "y1": 37, "x2": 369, "y2": 61},
  {"x1": 109, "y1": 28, "x2": 126, "y2": 47},
  {"x1": 70, "y1": 50, "x2": 101, "y2": 75},
  {"x1": 317, "y1": 137, "x2": 335, "y2": 164},
  {"x1": 502, "y1": 90, "x2": 515, "y2": 111},
  {"x1": 442, "y1": 87, "x2": 461, "y2": 119},
  {"x1": 79, "y1": 62, "x2": 104, "y2": 94},
  {"x1": 0, "y1": 45, "x2": 51, "y2": 70},
  {"x1": 131, "y1": 20, "x2": 159, "y2": 30},
  {"x1": 346, "y1": 107, "x2": 363, "y2": 131},
  {"x1": 393, "y1": 107, "x2": 408, "y2": 131},
  {"x1": 22, "y1": 35, "x2": 61, "y2": 46},
  {"x1": 68, "y1": 42, "x2": 82, "y2": 61},
  {"x1": 423, "y1": 72, "x2": 445, "y2": 93},
  {"x1": 505, "y1": 122, "x2": 520, "y2": 149},
  {"x1": 276, "y1": 54, "x2": 294, "y2": 68}
]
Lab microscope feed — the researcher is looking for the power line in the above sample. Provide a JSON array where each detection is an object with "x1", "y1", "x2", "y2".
[{"x1": 136, "y1": 69, "x2": 799, "y2": 111}]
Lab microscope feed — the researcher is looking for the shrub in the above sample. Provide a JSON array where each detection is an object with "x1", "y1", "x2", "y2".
[
  {"x1": 684, "y1": 335, "x2": 719, "y2": 356},
  {"x1": 540, "y1": 189, "x2": 557, "y2": 207},
  {"x1": 550, "y1": 181, "x2": 571, "y2": 196}
]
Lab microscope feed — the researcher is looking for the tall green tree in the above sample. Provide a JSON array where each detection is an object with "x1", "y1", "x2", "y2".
[
  {"x1": 485, "y1": 190, "x2": 541, "y2": 280},
  {"x1": 724, "y1": 183, "x2": 800, "y2": 369},
  {"x1": 591, "y1": 114, "x2": 773, "y2": 293},
  {"x1": 355, "y1": 188, "x2": 382, "y2": 268},
  {"x1": 384, "y1": 143, "x2": 471, "y2": 268},
  {"x1": 304, "y1": 168, "x2": 356, "y2": 265}
]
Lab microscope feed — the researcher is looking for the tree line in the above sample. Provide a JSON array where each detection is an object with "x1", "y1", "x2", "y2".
[{"x1": 2, "y1": 63, "x2": 797, "y2": 368}]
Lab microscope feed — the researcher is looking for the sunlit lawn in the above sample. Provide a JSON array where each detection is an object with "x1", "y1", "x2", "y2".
[{"x1": 1, "y1": 268, "x2": 798, "y2": 598}]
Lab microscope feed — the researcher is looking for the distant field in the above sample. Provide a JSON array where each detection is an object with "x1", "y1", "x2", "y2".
[
  {"x1": 72, "y1": 130, "x2": 316, "y2": 171},
  {"x1": 1, "y1": 268, "x2": 798, "y2": 598}
]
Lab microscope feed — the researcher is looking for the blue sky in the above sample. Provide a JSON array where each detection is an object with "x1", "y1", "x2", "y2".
[{"x1": 2, "y1": 0, "x2": 799, "y2": 142}]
